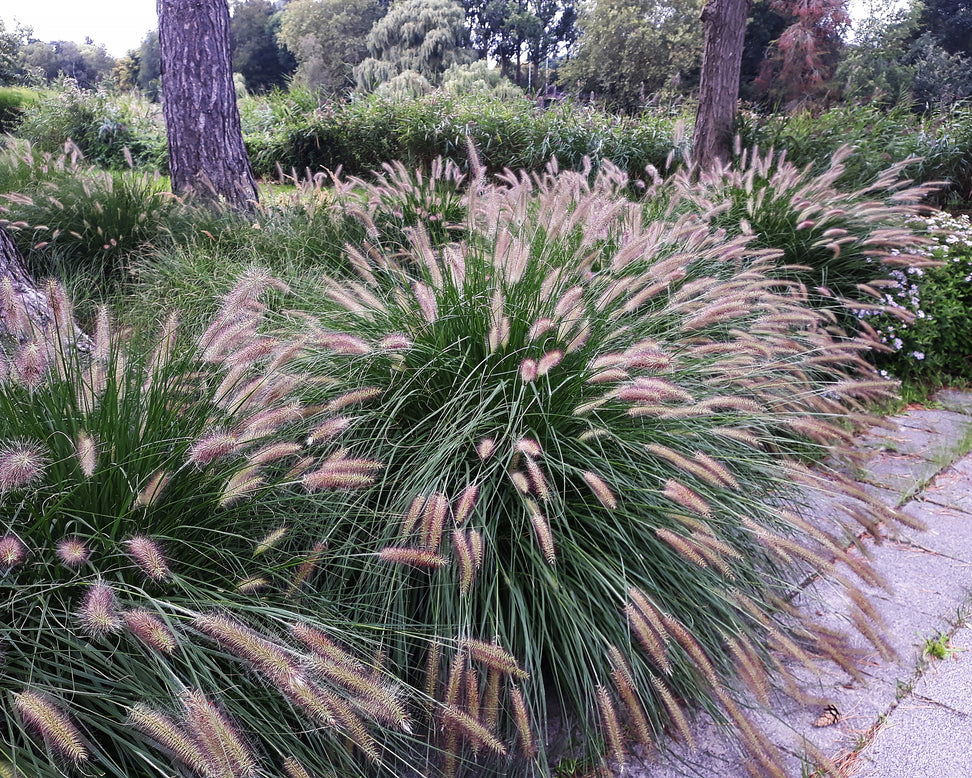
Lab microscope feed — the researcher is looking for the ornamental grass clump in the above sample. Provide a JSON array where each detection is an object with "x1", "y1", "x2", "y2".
[
  {"x1": 282, "y1": 155, "x2": 920, "y2": 775},
  {"x1": 666, "y1": 144, "x2": 939, "y2": 333},
  {"x1": 0, "y1": 276, "x2": 429, "y2": 777}
]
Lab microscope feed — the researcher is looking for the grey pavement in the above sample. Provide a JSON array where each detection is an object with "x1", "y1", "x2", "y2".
[{"x1": 610, "y1": 389, "x2": 972, "y2": 778}]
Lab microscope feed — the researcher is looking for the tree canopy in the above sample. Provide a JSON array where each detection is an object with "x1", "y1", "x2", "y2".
[
  {"x1": 354, "y1": 0, "x2": 475, "y2": 90},
  {"x1": 560, "y1": 0, "x2": 703, "y2": 112},
  {"x1": 277, "y1": 0, "x2": 385, "y2": 92},
  {"x1": 231, "y1": 0, "x2": 296, "y2": 92}
]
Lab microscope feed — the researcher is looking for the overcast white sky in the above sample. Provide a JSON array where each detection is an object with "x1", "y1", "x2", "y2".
[
  {"x1": 0, "y1": 0, "x2": 900, "y2": 60},
  {"x1": 0, "y1": 0, "x2": 157, "y2": 57}
]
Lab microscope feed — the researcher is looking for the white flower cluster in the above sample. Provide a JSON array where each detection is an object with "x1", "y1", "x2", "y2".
[{"x1": 854, "y1": 211, "x2": 972, "y2": 357}]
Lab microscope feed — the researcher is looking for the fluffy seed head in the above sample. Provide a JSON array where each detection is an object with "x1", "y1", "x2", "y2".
[
  {"x1": 125, "y1": 536, "x2": 171, "y2": 581},
  {"x1": 13, "y1": 691, "x2": 88, "y2": 763},
  {"x1": 597, "y1": 685, "x2": 625, "y2": 766},
  {"x1": 123, "y1": 609, "x2": 178, "y2": 654},
  {"x1": 607, "y1": 646, "x2": 652, "y2": 747},
  {"x1": 442, "y1": 705, "x2": 507, "y2": 756},
  {"x1": 527, "y1": 500, "x2": 556, "y2": 564},
  {"x1": 453, "y1": 483, "x2": 479, "y2": 526},
  {"x1": 0, "y1": 535, "x2": 26, "y2": 569},
  {"x1": 537, "y1": 350, "x2": 563, "y2": 376},
  {"x1": 582, "y1": 470, "x2": 617, "y2": 510},
  {"x1": 189, "y1": 430, "x2": 239, "y2": 466},
  {"x1": 306, "y1": 416, "x2": 351, "y2": 445},
  {"x1": 519, "y1": 358, "x2": 538, "y2": 382},
  {"x1": 421, "y1": 492, "x2": 449, "y2": 550},
  {"x1": 477, "y1": 437, "x2": 497, "y2": 461},
  {"x1": 128, "y1": 704, "x2": 210, "y2": 776},
  {"x1": 74, "y1": 432, "x2": 97, "y2": 478},
  {"x1": 514, "y1": 437, "x2": 543, "y2": 458},
  {"x1": 528, "y1": 317, "x2": 554, "y2": 341},
  {"x1": 463, "y1": 638, "x2": 529, "y2": 680},
  {"x1": 254, "y1": 526, "x2": 287, "y2": 556},
  {"x1": 220, "y1": 465, "x2": 264, "y2": 507},
  {"x1": 182, "y1": 690, "x2": 258, "y2": 778},
  {"x1": 135, "y1": 470, "x2": 170, "y2": 508},
  {"x1": 194, "y1": 613, "x2": 297, "y2": 686},
  {"x1": 510, "y1": 685, "x2": 536, "y2": 758},
  {"x1": 282, "y1": 758, "x2": 313, "y2": 778},
  {"x1": 14, "y1": 342, "x2": 47, "y2": 391},
  {"x1": 377, "y1": 546, "x2": 449, "y2": 570},
  {"x1": 236, "y1": 576, "x2": 269, "y2": 594},
  {"x1": 78, "y1": 583, "x2": 122, "y2": 635},
  {"x1": 662, "y1": 479, "x2": 712, "y2": 517},
  {"x1": 379, "y1": 334, "x2": 412, "y2": 351},
  {"x1": 56, "y1": 537, "x2": 91, "y2": 568},
  {"x1": 0, "y1": 440, "x2": 47, "y2": 492}
]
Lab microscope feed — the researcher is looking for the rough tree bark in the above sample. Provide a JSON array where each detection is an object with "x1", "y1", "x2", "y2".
[
  {"x1": 157, "y1": 0, "x2": 259, "y2": 209},
  {"x1": 692, "y1": 0, "x2": 751, "y2": 169},
  {"x1": 0, "y1": 227, "x2": 92, "y2": 349}
]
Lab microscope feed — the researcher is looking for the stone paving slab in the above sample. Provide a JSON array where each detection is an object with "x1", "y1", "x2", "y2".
[
  {"x1": 908, "y1": 625, "x2": 972, "y2": 716},
  {"x1": 858, "y1": 451, "x2": 943, "y2": 501},
  {"x1": 932, "y1": 388, "x2": 972, "y2": 415},
  {"x1": 897, "y1": 499, "x2": 972, "y2": 563},
  {"x1": 922, "y1": 460, "x2": 972, "y2": 514},
  {"x1": 853, "y1": 701, "x2": 972, "y2": 777}
]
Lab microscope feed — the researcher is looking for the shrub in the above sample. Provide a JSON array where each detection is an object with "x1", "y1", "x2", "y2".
[
  {"x1": 244, "y1": 89, "x2": 687, "y2": 183},
  {"x1": 0, "y1": 87, "x2": 40, "y2": 134},
  {"x1": 0, "y1": 274, "x2": 434, "y2": 777},
  {"x1": 13, "y1": 79, "x2": 167, "y2": 171},
  {"x1": 275, "y1": 158, "x2": 918, "y2": 775},
  {"x1": 863, "y1": 211, "x2": 972, "y2": 384}
]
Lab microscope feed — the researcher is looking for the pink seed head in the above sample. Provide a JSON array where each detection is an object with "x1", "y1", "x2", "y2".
[
  {"x1": 74, "y1": 432, "x2": 97, "y2": 478},
  {"x1": 188, "y1": 430, "x2": 239, "y2": 467},
  {"x1": 125, "y1": 536, "x2": 171, "y2": 581},
  {"x1": 78, "y1": 583, "x2": 122, "y2": 635},
  {"x1": 14, "y1": 342, "x2": 47, "y2": 391},
  {"x1": 0, "y1": 535, "x2": 26, "y2": 569},
  {"x1": 13, "y1": 691, "x2": 88, "y2": 763},
  {"x1": 0, "y1": 440, "x2": 47, "y2": 492},
  {"x1": 123, "y1": 609, "x2": 178, "y2": 654},
  {"x1": 56, "y1": 537, "x2": 91, "y2": 568}
]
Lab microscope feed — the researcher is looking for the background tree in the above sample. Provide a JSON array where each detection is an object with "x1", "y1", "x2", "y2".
[
  {"x1": 20, "y1": 41, "x2": 106, "y2": 85},
  {"x1": 560, "y1": 0, "x2": 703, "y2": 112},
  {"x1": 231, "y1": 0, "x2": 296, "y2": 91},
  {"x1": 753, "y1": 0, "x2": 849, "y2": 107},
  {"x1": 158, "y1": 0, "x2": 258, "y2": 208},
  {"x1": 916, "y1": 0, "x2": 972, "y2": 58},
  {"x1": 0, "y1": 19, "x2": 25, "y2": 85},
  {"x1": 277, "y1": 0, "x2": 385, "y2": 92},
  {"x1": 354, "y1": 0, "x2": 475, "y2": 90},
  {"x1": 137, "y1": 31, "x2": 162, "y2": 99},
  {"x1": 112, "y1": 50, "x2": 142, "y2": 90},
  {"x1": 738, "y1": 0, "x2": 787, "y2": 99},
  {"x1": 836, "y1": 2, "x2": 918, "y2": 106},
  {"x1": 693, "y1": 0, "x2": 750, "y2": 167}
]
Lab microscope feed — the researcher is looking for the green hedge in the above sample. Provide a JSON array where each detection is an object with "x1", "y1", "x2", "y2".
[{"x1": 242, "y1": 90, "x2": 689, "y2": 181}]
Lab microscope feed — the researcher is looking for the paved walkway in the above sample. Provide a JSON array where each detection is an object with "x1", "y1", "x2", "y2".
[{"x1": 622, "y1": 389, "x2": 972, "y2": 777}]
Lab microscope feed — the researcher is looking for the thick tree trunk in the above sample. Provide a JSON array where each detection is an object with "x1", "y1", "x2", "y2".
[
  {"x1": 693, "y1": 0, "x2": 751, "y2": 169},
  {"x1": 158, "y1": 0, "x2": 259, "y2": 209},
  {"x1": 0, "y1": 227, "x2": 92, "y2": 349}
]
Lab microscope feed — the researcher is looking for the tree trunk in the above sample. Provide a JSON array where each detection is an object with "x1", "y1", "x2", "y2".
[
  {"x1": 0, "y1": 227, "x2": 92, "y2": 350},
  {"x1": 158, "y1": 0, "x2": 259, "y2": 210},
  {"x1": 693, "y1": 0, "x2": 751, "y2": 169}
]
